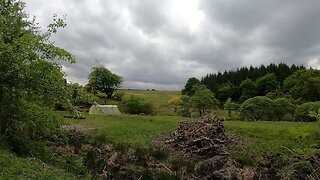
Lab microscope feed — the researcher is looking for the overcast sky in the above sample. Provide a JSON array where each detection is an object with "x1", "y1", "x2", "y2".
[{"x1": 24, "y1": 0, "x2": 320, "y2": 90}]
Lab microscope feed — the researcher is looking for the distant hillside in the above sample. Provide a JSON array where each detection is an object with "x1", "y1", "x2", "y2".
[{"x1": 120, "y1": 90, "x2": 181, "y2": 115}]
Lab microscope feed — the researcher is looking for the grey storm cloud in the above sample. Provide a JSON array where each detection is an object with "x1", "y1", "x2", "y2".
[{"x1": 24, "y1": 0, "x2": 320, "y2": 90}]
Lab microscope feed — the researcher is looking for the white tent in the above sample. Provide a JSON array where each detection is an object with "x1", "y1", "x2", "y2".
[{"x1": 89, "y1": 104, "x2": 121, "y2": 115}]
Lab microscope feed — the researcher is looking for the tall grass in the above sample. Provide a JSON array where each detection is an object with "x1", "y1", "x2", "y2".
[
  {"x1": 225, "y1": 121, "x2": 320, "y2": 165},
  {"x1": 0, "y1": 149, "x2": 76, "y2": 179},
  {"x1": 66, "y1": 114, "x2": 181, "y2": 146}
]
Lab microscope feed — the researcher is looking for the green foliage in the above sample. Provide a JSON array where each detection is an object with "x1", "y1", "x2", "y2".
[
  {"x1": 65, "y1": 114, "x2": 181, "y2": 147},
  {"x1": 270, "y1": 98, "x2": 295, "y2": 121},
  {"x1": 224, "y1": 97, "x2": 237, "y2": 118},
  {"x1": 190, "y1": 85, "x2": 219, "y2": 116},
  {"x1": 86, "y1": 66, "x2": 123, "y2": 98},
  {"x1": 168, "y1": 96, "x2": 182, "y2": 113},
  {"x1": 121, "y1": 95, "x2": 154, "y2": 115},
  {"x1": 284, "y1": 69, "x2": 320, "y2": 102},
  {"x1": 225, "y1": 121, "x2": 319, "y2": 166},
  {"x1": 202, "y1": 63, "x2": 305, "y2": 102},
  {"x1": 7, "y1": 102, "x2": 64, "y2": 156},
  {"x1": 26, "y1": 60, "x2": 69, "y2": 106},
  {"x1": 74, "y1": 93, "x2": 97, "y2": 107},
  {"x1": 119, "y1": 90, "x2": 180, "y2": 115},
  {"x1": 0, "y1": 0, "x2": 74, "y2": 148},
  {"x1": 178, "y1": 95, "x2": 192, "y2": 117},
  {"x1": 239, "y1": 96, "x2": 273, "y2": 121},
  {"x1": 67, "y1": 83, "x2": 97, "y2": 107},
  {"x1": 265, "y1": 89, "x2": 286, "y2": 100},
  {"x1": 255, "y1": 73, "x2": 278, "y2": 96},
  {"x1": 309, "y1": 110, "x2": 320, "y2": 127},
  {"x1": 113, "y1": 91, "x2": 125, "y2": 100},
  {"x1": 181, "y1": 77, "x2": 201, "y2": 96},
  {"x1": 294, "y1": 102, "x2": 320, "y2": 122},
  {"x1": 239, "y1": 80, "x2": 257, "y2": 103},
  {"x1": 0, "y1": 149, "x2": 76, "y2": 179},
  {"x1": 54, "y1": 155, "x2": 87, "y2": 176},
  {"x1": 216, "y1": 83, "x2": 237, "y2": 102}
]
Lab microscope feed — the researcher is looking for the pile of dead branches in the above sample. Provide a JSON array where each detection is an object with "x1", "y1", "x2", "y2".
[{"x1": 165, "y1": 116, "x2": 232, "y2": 157}]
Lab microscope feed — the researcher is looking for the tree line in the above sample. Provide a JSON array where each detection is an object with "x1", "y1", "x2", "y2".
[
  {"x1": 182, "y1": 64, "x2": 320, "y2": 122},
  {"x1": 200, "y1": 63, "x2": 306, "y2": 103}
]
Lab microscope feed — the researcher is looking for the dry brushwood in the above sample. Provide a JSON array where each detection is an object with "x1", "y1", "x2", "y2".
[{"x1": 165, "y1": 115, "x2": 232, "y2": 158}]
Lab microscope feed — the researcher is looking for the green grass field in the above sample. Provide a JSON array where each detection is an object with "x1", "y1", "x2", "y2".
[
  {"x1": 65, "y1": 113, "x2": 319, "y2": 165},
  {"x1": 3, "y1": 89, "x2": 319, "y2": 178},
  {"x1": 66, "y1": 113, "x2": 182, "y2": 146},
  {"x1": 225, "y1": 120, "x2": 320, "y2": 165}
]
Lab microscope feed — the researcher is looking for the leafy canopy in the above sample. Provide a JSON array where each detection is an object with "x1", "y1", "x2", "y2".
[
  {"x1": 86, "y1": 66, "x2": 123, "y2": 98},
  {"x1": 0, "y1": 0, "x2": 74, "y2": 155},
  {"x1": 239, "y1": 96, "x2": 273, "y2": 121},
  {"x1": 181, "y1": 77, "x2": 201, "y2": 96},
  {"x1": 284, "y1": 69, "x2": 320, "y2": 102},
  {"x1": 255, "y1": 73, "x2": 278, "y2": 96},
  {"x1": 190, "y1": 85, "x2": 219, "y2": 116},
  {"x1": 239, "y1": 78, "x2": 257, "y2": 102}
]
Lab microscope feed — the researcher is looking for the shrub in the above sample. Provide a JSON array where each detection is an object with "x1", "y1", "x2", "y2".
[
  {"x1": 121, "y1": 95, "x2": 154, "y2": 115},
  {"x1": 270, "y1": 98, "x2": 295, "y2": 121},
  {"x1": 113, "y1": 91, "x2": 125, "y2": 101},
  {"x1": 294, "y1": 102, "x2": 320, "y2": 122},
  {"x1": 178, "y1": 95, "x2": 192, "y2": 117},
  {"x1": 190, "y1": 85, "x2": 219, "y2": 117},
  {"x1": 54, "y1": 102, "x2": 68, "y2": 111},
  {"x1": 239, "y1": 96, "x2": 273, "y2": 121},
  {"x1": 74, "y1": 93, "x2": 97, "y2": 107}
]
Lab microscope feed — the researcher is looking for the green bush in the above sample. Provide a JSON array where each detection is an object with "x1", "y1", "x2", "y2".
[
  {"x1": 74, "y1": 93, "x2": 97, "y2": 107},
  {"x1": 121, "y1": 95, "x2": 154, "y2": 115},
  {"x1": 239, "y1": 96, "x2": 273, "y2": 121},
  {"x1": 270, "y1": 98, "x2": 295, "y2": 121},
  {"x1": 113, "y1": 91, "x2": 125, "y2": 100},
  {"x1": 53, "y1": 102, "x2": 69, "y2": 111},
  {"x1": 294, "y1": 102, "x2": 320, "y2": 122},
  {"x1": 7, "y1": 102, "x2": 65, "y2": 157},
  {"x1": 178, "y1": 95, "x2": 192, "y2": 117}
]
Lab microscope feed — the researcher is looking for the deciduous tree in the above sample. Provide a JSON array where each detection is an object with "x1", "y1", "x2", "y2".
[
  {"x1": 255, "y1": 73, "x2": 278, "y2": 96},
  {"x1": 284, "y1": 69, "x2": 320, "y2": 102},
  {"x1": 181, "y1": 77, "x2": 201, "y2": 96},
  {"x1": 0, "y1": 0, "x2": 74, "y2": 150},
  {"x1": 86, "y1": 66, "x2": 123, "y2": 98},
  {"x1": 239, "y1": 78, "x2": 257, "y2": 103},
  {"x1": 190, "y1": 85, "x2": 219, "y2": 116},
  {"x1": 224, "y1": 97, "x2": 236, "y2": 118}
]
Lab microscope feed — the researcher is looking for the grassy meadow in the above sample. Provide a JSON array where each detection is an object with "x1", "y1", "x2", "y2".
[
  {"x1": 2, "y1": 90, "x2": 319, "y2": 178},
  {"x1": 225, "y1": 120, "x2": 319, "y2": 165},
  {"x1": 64, "y1": 112, "x2": 319, "y2": 165},
  {"x1": 65, "y1": 114, "x2": 182, "y2": 146},
  {"x1": 70, "y1": 90, "x2": 319, "y2": 163}
]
